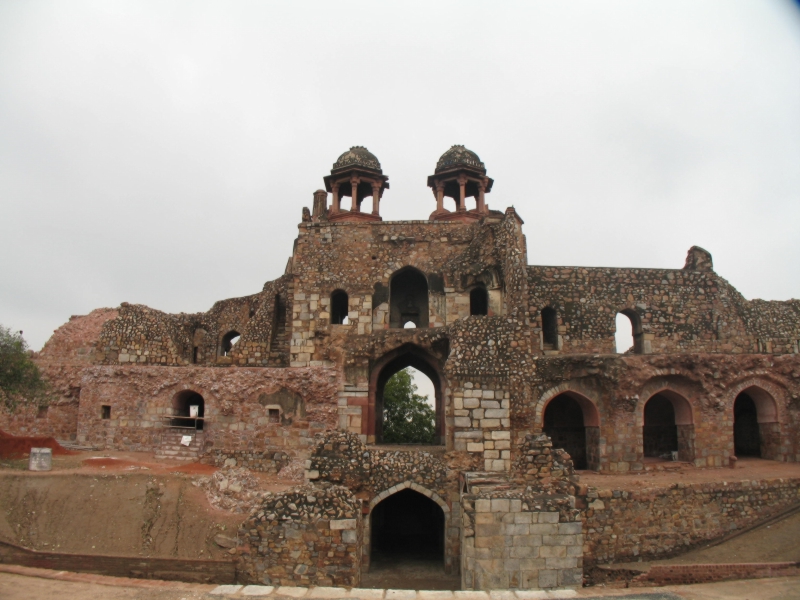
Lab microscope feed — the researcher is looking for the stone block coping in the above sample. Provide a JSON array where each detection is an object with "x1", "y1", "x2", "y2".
[{"x1": 209, "y1": 587, "x2": 578, "y2": 599}]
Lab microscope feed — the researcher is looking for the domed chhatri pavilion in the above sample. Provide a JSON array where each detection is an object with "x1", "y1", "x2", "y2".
[{"x1": 9, "y1": 146, "x2": 800, "y2": 590}]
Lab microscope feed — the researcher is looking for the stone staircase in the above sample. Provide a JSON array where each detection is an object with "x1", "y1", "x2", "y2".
[
  {"x1": 269, "y1": 321, "x2": 289, "y2": 366},
  {"x1": 155, "y1": 429, "x2": 205, "y2": 461}
]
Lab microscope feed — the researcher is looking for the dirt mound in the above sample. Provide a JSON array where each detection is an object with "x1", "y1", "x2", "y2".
[{"x1": 0, "y1": 432, "x2": 76, "y2": 459}]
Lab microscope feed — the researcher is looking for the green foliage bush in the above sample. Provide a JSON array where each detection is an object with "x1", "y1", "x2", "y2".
[{"x1": 0, "y1": 325, "x2": 50, "y2": 412}]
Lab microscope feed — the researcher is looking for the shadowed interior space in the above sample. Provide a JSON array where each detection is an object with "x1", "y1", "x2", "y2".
[
  {"x1": 734, "y1": 393, "x2": 761, "y2": 457},
  {"x1": 171, "y1": 390, "x2": 204, "y2": 430}
]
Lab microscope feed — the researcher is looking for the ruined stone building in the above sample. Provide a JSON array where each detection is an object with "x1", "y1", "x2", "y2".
[{"x1": 5, "y1": 146, "x2": 800, "y2": 590}]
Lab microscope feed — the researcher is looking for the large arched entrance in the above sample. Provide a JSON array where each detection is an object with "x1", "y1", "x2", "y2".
[
  {"x1": 371, "y1": 345, "x2": 445, "y2": 445},
  {"x1": 733, "y1": 386, "x2": 780, "y2": 460},
  {"x1": 171, "y1": 390, "x2": 205, "y2": 430},
  {"x1": 642, "y1": 391, "x2": 694, "y2": 462},
  {"x1": 371, "y1": 489, "x2": 444, "y2": 562},
  {"x1": 362, "y1": 483, "x2": 456, "y2": 590},
  {"x1": 542, "y1": 392, "x2": 600, "y2": 470}
]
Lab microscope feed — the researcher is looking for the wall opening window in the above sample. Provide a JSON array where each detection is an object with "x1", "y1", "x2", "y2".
[
  {"x1": 373, "y1": 346, "x2": 443, "y2": 445},
  {"x1": 220, "y1": 330, "x2": 241, "y2": 356},
  {"x1": 389, "y1": 267, "x2": 429, "y2": 328},
  {"x1": 36, "y1": 406, "x2": 48, "y2": 419},
  {"x1": 542, "y1": 307, "x2": 558, "y2": 349},
  {"x1": 101, "y1": 405, "x2": 111, "y2": 420},
  {"x1": 615, "y1": 310, "x2": 643, "y2": 354},
  {"x1": 268, "y1": 408, "x2": 280, "y2": 424},
  {"x1": 330, "y1": 290, "x2": 349, "y2": 325},
  {"x1": 171, "y1": 390, "x2": 205, "y2": 430},
  {"x1": 469, "y1": 286, "x2": 488, "y2": 316}
]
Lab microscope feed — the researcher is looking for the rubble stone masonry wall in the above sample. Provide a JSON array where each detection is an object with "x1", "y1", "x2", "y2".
[{"x1": 581, "y1": 477, "x2": 800, "y2": 565}]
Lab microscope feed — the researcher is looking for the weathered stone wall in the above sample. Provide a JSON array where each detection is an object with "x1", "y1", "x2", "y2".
[
  {"x1": 527, "y1": 247, "x2": 800, "y2": 356},
  {"x1": 581, "y1": 477, "x2": 800, "y2": 565},
  {"x1": 237, "y1": 484, "x2": 361, "y2": 587},
  {"x1": 73, "y1": 365, "x2": 338, "y2": 459}
]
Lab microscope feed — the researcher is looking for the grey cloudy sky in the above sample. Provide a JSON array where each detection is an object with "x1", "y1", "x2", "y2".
[{"x1": 1, "y1": 0, "x2": 799, "y2": 351}]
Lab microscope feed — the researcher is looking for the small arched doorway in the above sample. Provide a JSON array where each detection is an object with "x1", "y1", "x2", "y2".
[
  {"x1": 220, "y1": 330, "x2": 241, "y2": 357},
  {"x1": 172, "y1": 390, "x2": 205, "y2": 431},
  {"x1": 733, "y1": 386, "x2": 780, "y2": 460},
  {"x1": 542, "y1": 392, "x2": 600, "y2": 470},
  {"x1": 642, "y1": 391, "x2": 694, "y2": 462},
  {"x1": 734, "y1": 393, "x2": 760, "y2": 456},
  {"x1": 390, "y1": 267, "x2": 429, "y2": 328}
]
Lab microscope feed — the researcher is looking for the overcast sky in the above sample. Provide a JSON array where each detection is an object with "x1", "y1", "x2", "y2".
[{"x1": 1, "y1": 0, "x2": 799, "y2": 352}]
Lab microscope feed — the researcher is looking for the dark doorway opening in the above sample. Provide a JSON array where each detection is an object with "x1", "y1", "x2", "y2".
[
  {"x1": 734, "y1": 393, "x2": 761, "y2": 457},
  {"x1": 643, "y1": 394, "x2": 677, "y2": 457},
  {"x1": 172, "y1": 390, "x2": 205, "y2": 430},
  {"x1": 469, "y1": 286, "x2": 488, "y2": 316},
  {"x1": 220, "y1": 330, "x2": 240, "y2": 356},
  {"x1": 542, "y1": 307, "x2": 558, "y2": 349},
  {"x1": 371, "y1": 489, "x2": 444, "y2": 560},
  {"x1": 330, "y1": 289, "x2": 349, "y2": 325},
  {"x1": 544, "y1": 395, "x2": 587, "y2": 469},
  {"x1": 390, "y1": 268, "x2": 429, "y2": 328}
]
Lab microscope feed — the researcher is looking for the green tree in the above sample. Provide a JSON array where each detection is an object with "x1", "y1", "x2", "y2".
[
  {"x1": 0, "y1": 325, "x2": 50, "y2": 412},
  {"x1": 382, "y1": 368, "x2": 435, "y2": 444}
]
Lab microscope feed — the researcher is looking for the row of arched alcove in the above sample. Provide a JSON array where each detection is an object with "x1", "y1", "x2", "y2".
[{"x1": 542, "y1": 387, "x2": 781, "y2": 469}]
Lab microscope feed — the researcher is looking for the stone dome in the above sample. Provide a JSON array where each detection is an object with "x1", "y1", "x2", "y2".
[
  {"x1": 435, "y1": 145, "x2": 485, "y2": 174},
  {"x1": 332, "y1": 146, "x2": 382, "y2": 173}
]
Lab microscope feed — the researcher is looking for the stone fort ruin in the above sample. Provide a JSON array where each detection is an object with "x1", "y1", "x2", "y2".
[{"x1": 6, "y1": 145, "x2": 800, "y2": 590}]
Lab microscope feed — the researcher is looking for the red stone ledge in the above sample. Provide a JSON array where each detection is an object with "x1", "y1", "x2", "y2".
[
  {"x1": 631, "y1": 561, "x2": 800, "y2": 586},
  {"x1": 0, "y1": 563, "x2": 213, "y2": 591},
  {"x1": 0, "y1": 539, "x2": 235, "y2": 584}
]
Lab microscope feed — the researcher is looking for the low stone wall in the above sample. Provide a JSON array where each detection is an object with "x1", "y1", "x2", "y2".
[
  {"x1": 461, "y1": 495, "x2": 583, "y2": 590},
  {"x1": 0, "y1": 540, "x2": 235, "y2": 583},
  {"x1": 205, "y1": 449, "x2": 291, "y2": 474},
  {"x1": 237, "y1": 484, "x2": 361, "y2": 587},
  {"x1": 632, "y1": 561, "x2": 800, "y2": 586},
  {"x1": 582, "y1": 478, "x2": 800, "y2": 564}
]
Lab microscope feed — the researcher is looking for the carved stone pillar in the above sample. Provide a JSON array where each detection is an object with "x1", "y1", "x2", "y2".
[
  {"x1": 350, "y1": 177, "x2": 360, "y2": 212},
  {"x1": 477, "y1": 180, "x2": 487, "y2": 213},
  {"x1": 332, "y1": 182, "x2": 340, "y2": 213},
  {"x1": 457, "y1": 175, "x2": 467, "y2": 211},
  {"x1": 371, "y1": 182, "x2": 381, "y2": 215},
  {"x1": 436, "y1": 182, "x2": 445, "y2": 213}
]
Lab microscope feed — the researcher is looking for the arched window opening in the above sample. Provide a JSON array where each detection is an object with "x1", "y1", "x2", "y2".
[
  {"x1": 330, "y1": 290, "x2": 349, "y2": 325},
  {"x1": 171, "y1": 390, "x2": 205, "y2": 431},
  {"x1": 616, "y1": 310, "x2": 643, "y2": 354},
  {"x1": 390, "y1": 268, "x2": 429, "y2": 329},
  {"x1": 734, "y1": 393, "x2": 760, "y2": 457},
  {"x1": 543, "y1": 393, "x2": 600, "y2": 470},
  {"x1": 643, "y1": 391, "x2": 694, "y2": 462},
  {"x1": 370, "y1": 489, "x2": 444, "y2": 574},
  {"x1": 403, "y1": 321, "x2": 416, "y2": 329},
  {"x1": 542, "y1": 307, "x2": 558, "y2": 349},
  {"x1": 380, "y1": 367, "x2": 436, "y2": 444},
  {"x1": 373, "y1": 347, "x2": 444, "y2": 445},
  {"x1": 220, "y1": 331, "x2": 240, "y2": 356},
  {"x1": 469, "y1": 286, "x2": 488, "y2": 316},
  {"x1": 734, "y1": 387, "x2": 780, "y2": 460}
]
